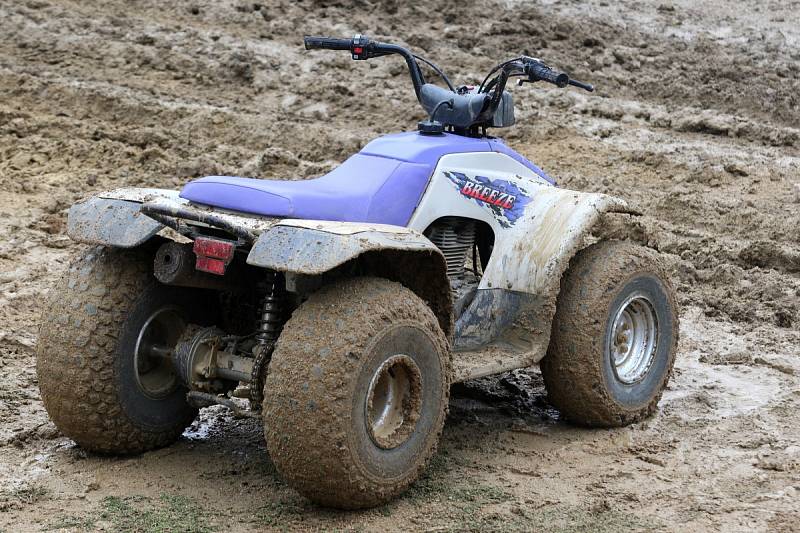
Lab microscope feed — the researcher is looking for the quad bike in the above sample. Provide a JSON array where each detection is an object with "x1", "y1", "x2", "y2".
[{"x1": 36, "y1": 35, "x2": 678, "y2": 509}]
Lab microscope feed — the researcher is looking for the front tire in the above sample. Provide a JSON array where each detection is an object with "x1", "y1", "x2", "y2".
[
  {"x1": 37, "y1": 246, "x2": 209, "y2": 454},
  {"x1": 263, "y1": 277, "x2": 451, "y2": 509},
  {"x1": 541, "y1": 241, "x2": 679, "y2": 427}
]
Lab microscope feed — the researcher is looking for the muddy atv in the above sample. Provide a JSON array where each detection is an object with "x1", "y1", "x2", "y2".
[{"x1": 36, "y1": 35, "x2": 678, "y2": 509}]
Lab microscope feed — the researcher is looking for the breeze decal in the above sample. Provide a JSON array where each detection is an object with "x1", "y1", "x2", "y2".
[{"x1": 444, "y1": 171, "x2": 532, "y2": 228}]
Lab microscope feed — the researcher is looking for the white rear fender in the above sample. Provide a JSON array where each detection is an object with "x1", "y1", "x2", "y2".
[
  {"x1": 246, "y1": 220, "x2": 441, "y2": 275},
  {"x1": 247, "y1": 220, "x2": 454, "y2": 338}
]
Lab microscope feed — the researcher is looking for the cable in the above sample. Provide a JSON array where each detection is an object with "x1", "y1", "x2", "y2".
[
  {"x1": 482, "y1": 76, "x2": 499, "y2": 95},
  {"x1": 429, "y1": 98, "x2": 454, "y2": 121},
  {"x1": 413, "y1": 54, "x2": 455, "y2": 92},
  {"x1": 478, "y1": 57, "x2": 524, "y2": 93}
]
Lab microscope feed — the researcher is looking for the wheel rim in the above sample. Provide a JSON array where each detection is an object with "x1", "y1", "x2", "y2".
[
  {"x1": 134, "y1": 306, "x2": 185, "y2": 399},
  {"x1": 608, "y1": 292, "x2": 659, "y2": 384},
  {"x1": 365, "y1": 354, "x2": 423, "y2": 450}
]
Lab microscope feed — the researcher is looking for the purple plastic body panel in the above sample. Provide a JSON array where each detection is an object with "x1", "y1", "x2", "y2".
[
  {"x1": 488, "y1": 138, "x2": 555, "y2": 185},
  {"x1": 358, "y1": 132, "x2": 554, "y2": 184},
  {"x1": 360, "y1": 131, "x2": 488, "y2": 165},
  {"x1": 179, "y1": 131, "x2": 554, "y2": 225}
]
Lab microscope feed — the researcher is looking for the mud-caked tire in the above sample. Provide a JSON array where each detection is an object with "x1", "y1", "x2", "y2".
[
  {"x1": 264, "y1": 277, "x2": 451, "y2": 509},
  {"x1": 541, "y1": 241, "x2": 679, "y2": 427},
  {"x1": 37, "y1": 246, "x2": 211, "y2": 454}
]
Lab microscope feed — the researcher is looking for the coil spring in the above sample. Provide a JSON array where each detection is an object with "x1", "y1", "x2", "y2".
[
  {"x1": 250, "y1": 271, "x2": 284, "y2": 407},
  {"x1": 256, "y1": 272, "x2": 283, "y2": 345}
]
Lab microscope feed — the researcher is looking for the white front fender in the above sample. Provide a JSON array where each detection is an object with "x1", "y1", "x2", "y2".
[
  {"x1": 455, "y1": 186, "x2": 640, "y2": 358},
  {"x1": 480, "y1": 188, "x2": 638, "y2": 294}
]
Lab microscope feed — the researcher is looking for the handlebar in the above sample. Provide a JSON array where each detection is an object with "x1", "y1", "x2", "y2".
[
  {"x1": 304, "y1": 36, "x2": 351, "y2": 51},
  {"x1": 302, "y1": 35, "x2": 595, "y2": 132},
  {"x1": 524, "y1": 60, "x2": 594, "y2": 92},
  {"x1": 303, "y1": 34, "x2": 426, "y2": 99},
  {"x1": 525, "y1": 62, "x2": 569, "y2": 88}
]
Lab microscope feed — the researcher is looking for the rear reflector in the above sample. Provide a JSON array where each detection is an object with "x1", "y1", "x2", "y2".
[
  {"x1": 193, "y1": 237, "x2": 235, "y2": 275},
  {"x1": 195, "y1": 256, "x2": 228, "y2": 276},
  {"x1": 193, "y1": 237, "x2": 235, "y2": 260}
]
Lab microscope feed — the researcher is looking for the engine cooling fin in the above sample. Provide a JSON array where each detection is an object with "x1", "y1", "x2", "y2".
[{"x1": 426, "y1": 217, "x2": 476, "y2": 278}]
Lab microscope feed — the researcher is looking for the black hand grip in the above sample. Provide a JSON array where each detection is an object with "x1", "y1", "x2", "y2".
[
  {"x1": 526, "y1": 62, "x2": 569, "y2": 88},
  {"x1": 568, "y1": 79, "x2": 595, "y2": 92},
  {"x1": 304, "y1": 36, "x2": 351, "y2": 51}
]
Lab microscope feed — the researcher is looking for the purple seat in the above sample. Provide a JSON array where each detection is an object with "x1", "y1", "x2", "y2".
[
  {"x1": 180, "y1": 154, "x2": 430, "y2": 227},
  {"x1": 179, "y1": 132, "x2": 552, "y2": 226}
]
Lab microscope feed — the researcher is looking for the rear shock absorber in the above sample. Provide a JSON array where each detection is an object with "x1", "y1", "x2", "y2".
[{"x1": 249, "y1": 270, "x2": 284, "y2": 408}]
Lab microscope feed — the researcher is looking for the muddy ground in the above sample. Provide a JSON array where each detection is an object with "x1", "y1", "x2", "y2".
[{"x1": 0, "y1": 0, "x2": 798, "y2": 531}]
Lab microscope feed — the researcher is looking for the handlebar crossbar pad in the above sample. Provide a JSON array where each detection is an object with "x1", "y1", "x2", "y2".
[
  {"x1": 419, "y1": 84, "x2": 489, "y2": 129},
  {"x1": 304, "y1": 36, "x2": 351, "y2": 51}
]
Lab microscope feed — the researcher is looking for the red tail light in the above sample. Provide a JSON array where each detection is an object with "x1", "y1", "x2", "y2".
[{"x1": 193, "y1": 237, "x2": 235, "y2": 275}]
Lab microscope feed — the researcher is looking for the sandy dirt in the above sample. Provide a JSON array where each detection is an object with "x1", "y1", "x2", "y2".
[{"x1": 0, "y1": 0, "x2": 798, "y2": 531}]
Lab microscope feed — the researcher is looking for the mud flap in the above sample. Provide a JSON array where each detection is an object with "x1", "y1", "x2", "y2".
[
  {"x1": 246, "y1": 221, "x2": 443, "y2": 275},
  {"x1": 67, "y1": 197, "x2": 163, "y2": 248}
]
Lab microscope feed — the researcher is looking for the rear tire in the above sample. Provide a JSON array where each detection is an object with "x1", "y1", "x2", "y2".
[
  {"x1": 540, "y1": 241, "x2": 679, "y2": 427},
  {"x1": 263, "y1": 277, "x2": 451, "y2": 509},
  {"x1": 37, "y1": 246, "x2": 210, "y2": 454}
]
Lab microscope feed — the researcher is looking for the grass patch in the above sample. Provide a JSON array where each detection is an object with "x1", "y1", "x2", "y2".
[
  {"x1": 98, "y1": 494, "x2": 217, "y2": 533},
  {"x1": 399, "y1": 453, "x2": 517, "y2": 529},
  {"x1": 47, "y1": 493, "x2": 217, "y2": 533},
  {"x1": 44, "y1": 515, "x2": 96, "y2": 532},
  {"x1": 253, "y1": 494, "x2": 308, "y2": 528},
  {"x1": 0, "y1": 482, "x2": 49, "y2": 511},
  {"x1": 13, "y1": 484, "x2": 49, "y2": 504}
]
